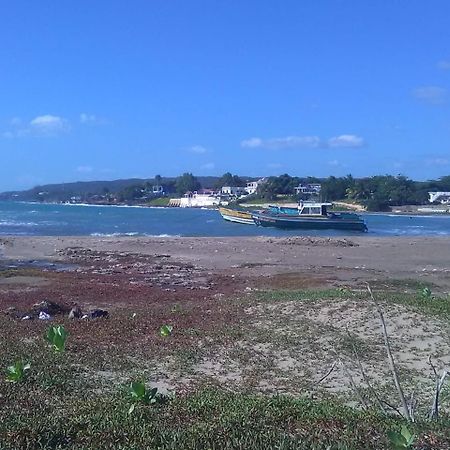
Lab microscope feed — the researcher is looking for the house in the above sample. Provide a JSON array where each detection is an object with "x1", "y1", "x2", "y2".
[
  {"x1": 294, "y1": 183, "x2": 322, "y2": 195},
  {"x1": 245, "y1": 178, "x2": 266, "y2": 195},
  {"x1": 152, "y1": 185, "x2": 164, "y2": 195},
  {"x1": 221, "y1": 186, "x2": 247, "y2": 196},
  {"x1": 179, "y1": 191, "x2": 220, "y2": 207},
  {"x1": 428, "y1": 191, "x2": 450, "y2": 204}
]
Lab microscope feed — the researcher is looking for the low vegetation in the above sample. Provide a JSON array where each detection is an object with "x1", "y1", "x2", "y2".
[{"x1": 1, "y1": 279, "x2": 450, "y2": 449}]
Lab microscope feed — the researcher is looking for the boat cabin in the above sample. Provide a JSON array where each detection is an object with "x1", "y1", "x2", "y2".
[{"x1": 298, "y1": 202, "x2": 332, "y2": 216}]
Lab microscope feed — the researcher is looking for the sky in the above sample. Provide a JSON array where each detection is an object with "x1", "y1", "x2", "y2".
[{"x1": 1, "y1": 0, "x2": 450, "y2": 191}]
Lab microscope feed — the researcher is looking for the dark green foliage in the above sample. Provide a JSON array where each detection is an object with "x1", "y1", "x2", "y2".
[
  {"x1": 175, "y1": 172, "x2": 201, "y2": 195},
  {"x1": 214, "y1": 172, "x2": 246, "y2": 189}
]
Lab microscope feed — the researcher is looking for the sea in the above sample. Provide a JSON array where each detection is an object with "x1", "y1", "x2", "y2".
[{"x1": 0, "y1": 201, "x2": 450, "y2": 238}]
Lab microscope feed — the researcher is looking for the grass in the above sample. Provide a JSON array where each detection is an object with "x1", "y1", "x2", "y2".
[
  {"x1": 4, "y1": 384, "x2": 449, "y2": 450},
  {"x1": 258, "y1": 287, "x2": 450, "y2": 320},
  {"x1": 2, "y1": 272, "x2": 450, "y2": 449}
]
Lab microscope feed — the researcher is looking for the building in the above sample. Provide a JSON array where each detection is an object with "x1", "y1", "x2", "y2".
[
  {"x1": 294, "y1": 183, "x2": 322, "y2": 195},
  {"x1": 428, "y1": 191, "x2": 450, "y2": 204},
  {"x1": 221, "y1": 186, "x2": 247, "y2": 196},
  {"x1": 245, "y1": 178, "x2": 266, "y2": 195},
  {"x1": 178, "y1": 191, "x2": 220, "y2": 207},
  {"x1": 152, "y1": 185, "x2": 164, "y2": 195}
]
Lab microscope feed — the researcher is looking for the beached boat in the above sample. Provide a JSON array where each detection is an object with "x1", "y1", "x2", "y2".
[
  {"x1": 253, "y1": 202, "x2": 368, "y2": 232},
  {"x1": 218, "y1": 206, "x2": 255, "y2": 225}
]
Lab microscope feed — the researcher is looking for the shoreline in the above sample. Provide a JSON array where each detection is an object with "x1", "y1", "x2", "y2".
[
  {"x1": 3, "y1": 199, "x2": 450, "y2": 215},
  {"x1": 2, "y1": 235, "x2": 450, "y2": 289}
]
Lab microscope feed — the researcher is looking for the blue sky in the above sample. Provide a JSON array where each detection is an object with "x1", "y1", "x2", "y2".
[{"x1": 1, "y1": 0, "x2": 449, "y2": 191}]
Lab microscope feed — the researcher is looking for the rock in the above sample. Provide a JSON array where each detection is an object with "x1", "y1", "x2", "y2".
[
  {"x1": 68, "y1": 306, "x2": 83, "y2": 319},
  {"x1": 38, "y1": 311, "x2": 51, "y2": 320},
  {"x1": 32, "y1": 300, "x2": 64, "y2": 315},
  {"x1": 87, "y1": 309, "x2": 109, "y2": 319}
]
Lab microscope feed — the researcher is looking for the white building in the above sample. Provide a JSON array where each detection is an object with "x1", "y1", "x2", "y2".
[
  {"x1": 179, "y1": 191, "x2": 220, "y2": 208},
  {"x1": 221, "y1": 186, "x2": 247, "y2": 196},
  {"x1": 295, "y1": 183, "x2": 321, "y2": 195},
  {"x1": 428, "y1": 191, "x2": 450, "y2": 204}
]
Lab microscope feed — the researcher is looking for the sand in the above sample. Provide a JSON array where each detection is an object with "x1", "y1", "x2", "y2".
[{"x1": 1, "y1": 235, "x2": 450, "y2": 288}]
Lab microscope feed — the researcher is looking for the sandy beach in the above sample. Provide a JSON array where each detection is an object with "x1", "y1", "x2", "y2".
[
  {"x1": 2, "y1": 235, "x2": 450, "y2": 448},
  {"x1": 1, "y1": 235, "x2": 450, "y2": 288}
]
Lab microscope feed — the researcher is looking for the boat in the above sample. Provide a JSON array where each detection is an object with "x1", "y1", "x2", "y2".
[
  {"x1": 252, "y1": 202, "x2": 368, "y2": 232},
  {"x1": 218, "y1": 206, "x2": 255, "y2": 225}
]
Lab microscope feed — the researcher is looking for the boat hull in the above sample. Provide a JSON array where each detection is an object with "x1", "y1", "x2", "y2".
[
  {"x1": 252, "y1": 212, "x2": 367, "y2": 232},
  {"x1": 219, "y1": 207, "x2": 255, "y2": 225}
]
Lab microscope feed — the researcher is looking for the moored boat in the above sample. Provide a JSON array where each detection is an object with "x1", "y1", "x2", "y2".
[
  {"x1": 218, "y1": 206, "x2": 255, "y2": 225},
  {"x1": 253, "y1": 202, "x2": 368, "y2": 232}
]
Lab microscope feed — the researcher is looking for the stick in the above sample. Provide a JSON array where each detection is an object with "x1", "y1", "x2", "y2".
[
  {"x1": 317, "y1": 361, "x2": 337, "y2": 385},
  {"x1": 367, "y1": 284, "x2": 412, "y2": 421}
]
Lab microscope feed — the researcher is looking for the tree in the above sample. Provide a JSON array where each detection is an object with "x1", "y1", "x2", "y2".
[
  {"x1": 175, "y1": 173, "x2": 201, "y2": 195},
  {"x1": 214, "y1": 172, "x2": 245, "y2": 189}
]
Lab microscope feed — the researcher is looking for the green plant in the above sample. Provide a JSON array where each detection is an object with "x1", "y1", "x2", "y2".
[
  {"x1": 421, "y1": 287, "x2": 432, "y2": 298},
  {"x1": 387, "y1": 425, "x2": 415, "y2": 449},
  {"x1": 45, "y1": 325, "x2": 68, "y2": 352},
  {"x1": 128, "y1": 381, "x2": 160, "y2": 414},
  {"x1": 5, "y1": 360, "x2": 30, "y2": 383},
  {"x1": 160, "y1": 324, "x2": 173, "y2": 337}
]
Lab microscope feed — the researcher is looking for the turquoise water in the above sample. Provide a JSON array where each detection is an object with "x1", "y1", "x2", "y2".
[{"x1": 0, "y1": 201, "x2": 450, "y2": 237}]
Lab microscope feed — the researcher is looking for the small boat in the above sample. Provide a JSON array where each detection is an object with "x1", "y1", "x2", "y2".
[
  {"x1": 252, "y1": 202, "x2": 368, "y2": 232},
  {"x1": 218, "y1": 206, "x2": 255, "y2": 225}
]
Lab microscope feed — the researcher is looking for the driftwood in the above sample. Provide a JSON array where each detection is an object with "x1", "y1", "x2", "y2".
[
  {"x1": 317, "y1": 361, "x2": 337, "y2": 385},
  {"x1": 428, "y1": 356, "x2": 448, "y2": 420}
]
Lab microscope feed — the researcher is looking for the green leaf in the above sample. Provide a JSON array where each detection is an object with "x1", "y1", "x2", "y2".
[
  {"x1": 160, "y1": 325, "x2": 173, "y2": 337},
  {"x1": 401, "y1": 425, "x2": 414, "y2": 446},
  {"x1": 387, "y1": 431, "x2": 407, "y2": 448},
  {"x1": 46, "y1": 325, "x2": 67, "y2": 352},
  {"x1": 130, "y1": 381, "x2": 146, "y2": 400},
  {"x1": 5, "y1": 360, "x2": 30, "y2": 382}
]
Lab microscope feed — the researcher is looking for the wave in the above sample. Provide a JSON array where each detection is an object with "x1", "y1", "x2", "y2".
[
  {"x1": 90, "y1": 232, "x2": 181, "y2": 237},
  {"x1": 0, "y1": 221, "x2": 38, "y2": 227}
]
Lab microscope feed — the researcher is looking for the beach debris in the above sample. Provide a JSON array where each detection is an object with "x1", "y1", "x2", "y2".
[
  {"x1": 68, "y1": 306, "x2": 83, "y2": 319},
  {"x1": 38, "y1": 311, "x2": 51, "y2": 320},
  {"x1": 21, "y1": 315, "x2": 33, "y2": 321},
  {"x1": 84, "y1": 309, "x2": 109, "y2": 319},
  {"x1": 32, "y1": 300, "x2": 65, "y2": 316}
]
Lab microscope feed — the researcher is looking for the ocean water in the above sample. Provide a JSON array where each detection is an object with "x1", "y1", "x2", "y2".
[{"x1": 0, "y1": 201, "x2": 450, "y2": 237}]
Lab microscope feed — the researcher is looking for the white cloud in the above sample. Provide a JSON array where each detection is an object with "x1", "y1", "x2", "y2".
[
  {"x1": 241, "y1": 134, "x2": 365, "y2": 150},
  {"x1": 241, "y1": 135, "x2": 321, "y2": 150},
  {"x1": 437, "y1": 60, "x2": 450, "y2": 70},
  {"x1": 328, "y1": 134, "x2": 365, "y2": 148},
  {"x1": 80, "y1": 113, "x2": 107, "y2": 125},
  {"x1": 413, "y1": 86, "x2": 448, "y2": 104},
  {"x1": 10, "y1": 117, "x2": 22, "y2": 126},
  {"x1": 426, "y1": 158, "x2": 449, "y2": 166},
  {"x1": 200, "y1": 162, "x2": 215, "y2": 170},
  {"x1": 328, "y1": 159, "x2": 340, "y2": 166},
  {"x1": 267, "y1": 162, "x2": 283, "y2": 169},
  {"x1": 76, "y1": 165, "x2": 94, "y2": 173},
  {"x1": 188, "y1": 145, "x2": 208, "y2": 154},
  {"x1": 30, "y1": 115, "x2": 70, "y2": 135},
  {"x1": 2, "y1": 114, "x2": 70, "y2": 138}
]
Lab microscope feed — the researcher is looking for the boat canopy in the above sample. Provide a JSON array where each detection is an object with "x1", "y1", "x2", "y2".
[{"x1": 298, "y1": 202, "x2": 332, "y2": 216}]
